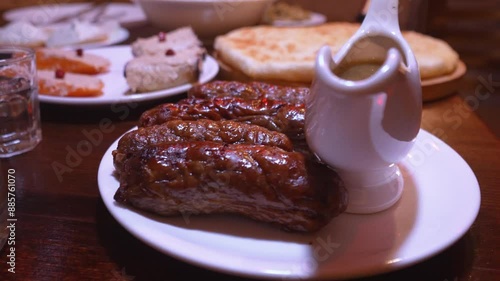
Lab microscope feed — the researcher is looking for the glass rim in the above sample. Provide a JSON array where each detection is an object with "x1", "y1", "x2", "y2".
[{"x1": 0, "y1": 46, "x2": 35, "y2": 65}]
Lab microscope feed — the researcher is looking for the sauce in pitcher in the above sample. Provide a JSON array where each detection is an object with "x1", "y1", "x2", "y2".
[{"x1": 334, "y1": 61, "x2": 384, "y2": 81}]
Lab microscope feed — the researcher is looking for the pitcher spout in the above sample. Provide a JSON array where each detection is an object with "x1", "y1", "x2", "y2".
[
  {"x1": 315, "y1": 46, "x2": 404, "y2": 96},
  {"x1": 306, "y1": 0, "x2": 423, "y2": 215}
]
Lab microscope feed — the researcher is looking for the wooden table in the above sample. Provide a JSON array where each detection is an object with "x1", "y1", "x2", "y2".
[{"x1": 1, "y1": 13, "x2": 499, "y2": 281}]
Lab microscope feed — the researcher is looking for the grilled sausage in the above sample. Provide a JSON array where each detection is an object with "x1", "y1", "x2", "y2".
[
  {"x1": 117, "y1": 119, "x2": 293, "y2": 153},
  {"x1": 113, "y1": 141, "x2": 347, "y2": 232},
  {"x1": 113, "y1": 119, "x2": 294, "y2": 172},
  {"x1": 188, "y1": 80, "x2": 309, "y2": 105},
  {"x1": 139, "y1": 97, "x2": 305, "y2": 140}
]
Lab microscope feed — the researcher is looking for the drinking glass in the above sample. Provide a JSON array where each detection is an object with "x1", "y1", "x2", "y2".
[{"x1": 0, "y1": 46, "x2": 42, "y2": 158}]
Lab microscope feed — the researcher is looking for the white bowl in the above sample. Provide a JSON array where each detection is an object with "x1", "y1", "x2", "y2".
[
  {"x1": 282, "y1": 0, "x2": 367, "y2": 22},
  {"x1": 136, "y1": 0, "x2": 274, "y2": 41}
]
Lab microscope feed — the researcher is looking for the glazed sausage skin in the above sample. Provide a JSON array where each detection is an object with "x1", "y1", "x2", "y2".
[
  {"x1": 117, "y1": 119, "x2": 293, "y2": 153},
  {"x1": 113, "y1": 141, "x2": 347, "y2": 232},
  {"x1": 188, "y1": 80, "x2": 309, "y2": 105},
  {"x1": 139, "y1": 97, "x2": 305, "y2": 140},
  {"x1": 116, "y1": 83, "x2": 347, "y2": 232},
  {"x1": 113, "y1": 119, "x2": 294, "y2": 172}
]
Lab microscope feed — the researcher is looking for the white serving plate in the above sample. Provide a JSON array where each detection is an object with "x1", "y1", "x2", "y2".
[
  {"x1": 98, "y1": 129, "x2": 480, "y2": 280},
  {"x1": 4, "y1": 2, "x2": 147, "y2": 28},
  {"x1": 38, "y1": 45, "x2": 219, "y2": 105}
]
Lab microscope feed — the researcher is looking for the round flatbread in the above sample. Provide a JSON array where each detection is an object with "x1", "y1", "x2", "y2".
[
  {"x1": 402, "y1": 30, "x2": 459, "y2": 79},
  {"x1": 214, "y1": 22, "x2": 459, "y2": 82}
]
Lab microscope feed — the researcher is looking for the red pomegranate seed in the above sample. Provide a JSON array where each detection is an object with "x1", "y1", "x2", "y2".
[
  {"x1": 55, "y1": 69, "x2": 65, "y2": 79},
  {"x1": 158, "y1": 32, "x2": 166, "y2": 42},
  {"x1": 165, "y1": 49, "x2": 175, "y2": 56},
  {"x1": 76, "y1": 48, "x2": 83, "y2": 57}
]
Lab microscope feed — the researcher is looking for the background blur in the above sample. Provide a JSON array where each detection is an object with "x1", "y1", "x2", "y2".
[
  {"x1": 0, "y1": 0, "x2": 498, "y2": 135},
  {"x1": 0, "y1": 0, "x2": 500, "y2": 67}
]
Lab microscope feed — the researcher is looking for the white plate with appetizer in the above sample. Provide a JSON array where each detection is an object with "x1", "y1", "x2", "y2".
[
  {"x1": 98, "y1": 129, "x2": 480, "y2": 280},
  {"x1": 3, "y1": 2, "x2": 147, "y2": 27},
  {"x1": 0, "y1": 20, "x2": 128, "y2": 49},
  {"x1": 38, "y1": 45, "x2": 219, "y2": 105}
]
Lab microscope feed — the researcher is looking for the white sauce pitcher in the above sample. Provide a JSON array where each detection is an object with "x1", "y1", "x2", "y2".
[{"x1": 305, "y1": 0, "x2": 422, "y2": 214}]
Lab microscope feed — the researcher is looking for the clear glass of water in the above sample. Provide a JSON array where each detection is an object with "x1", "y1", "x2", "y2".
[{"x1": 0, "y1": 46, "x2": 42, "y2": 158}]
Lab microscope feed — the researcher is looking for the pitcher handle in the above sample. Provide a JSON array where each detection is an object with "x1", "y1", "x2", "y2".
[{"x1": 361, "y1": 0, "x2": 401, "y2": 35}]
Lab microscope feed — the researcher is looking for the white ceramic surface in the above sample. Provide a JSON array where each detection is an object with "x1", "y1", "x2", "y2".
[
  {"x1": 38, "y1": 45, "x2": 219, "y2": 105},
  {"x1": 63, "y1": 27, "x2": 129, "y2": 49},
  {"x1": 98, "y1": 129, "x2": 481, "y2": 280},
  {"x1": 4, "y1": 3, "x2": 148, "y2": 27},
  {"x1": 136, "y1": 0, "x2": 274, "y2": 40},
  {"x1": 272, "y1": 12, "x2": 326, "y2": 27},
  {"x1": 283, "y1": 0, "x2": 366, "y2": 22},
  {"x1": 305, "y1": 0, "x2": 422, "y2": 214}
]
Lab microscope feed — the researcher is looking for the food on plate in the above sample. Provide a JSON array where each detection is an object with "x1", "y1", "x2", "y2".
[
  {"x1": 37, "y1": 69, "x2": 104, "y2": 97},
  {"x1": 45, "y1": 20, "x2": 109, "y2": 47},
  {"x1": 262, "y1": 1, "x2": 312, "y2": 23},
  {"x1": 113, "y1": 141, "x2": 347, "y2": 232},
  {"x1": 36, "y1": 46, "x2": 108, "y2": 97},
  {"x1": 139, "y1": 97, "x2": 305, "y2": 140},
  {"x1": 36, "y1": 48, "x2": 110, "y2": 75},
  {"x1": 113, "y1": 81, "x2": 347, "y2": 232},
  {"x1": 188, "y1": 80, "x2": 308, "y2": 105},
  {"x1": 0, "y1": 20, "x2": 119, "y2": 48},
  {"x1": 125, "y1": 26, "x2": 207, "y2": 92},
  {"x1": 402, "y1": 31, "x2": 459, "y2": 80},
  {"x1": 131, "y1": 26, "x2": 204, "y2": 57},
  {"x1": 0, "y1": 21, "x2": 49, "y2": 47},
  {"x1": 124, "y1": 48, "x2": 204, "y2": 92},
  {"x1": 116, "y1": 119, "x2": 293, "y2": 154},
  {"x1": 113, "y1": 119, "x2": 294, "y2": 173},
  {"x1": 214, "y1": 22, "x2": 460, "y2": 82}
]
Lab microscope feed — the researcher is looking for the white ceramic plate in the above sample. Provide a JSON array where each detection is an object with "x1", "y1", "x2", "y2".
[
  {"x1": 0, "y1": 21, "x2": 128, "y2": 49},
  {"x1": 38, "y1": 45, "x2": 219, "y2": 105},
  {"x1": 98, "y1": 129, "x2": 480, "y2": 280},
  {"x1": 4, "y1": 3, "x2": 147, "y2": 28},
  {"x1": 58, "y1": 27, "x2": 129, "y2": 49},
  {"x1": 272, "y1": 13, "x2": 327, "y2": 27}
]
